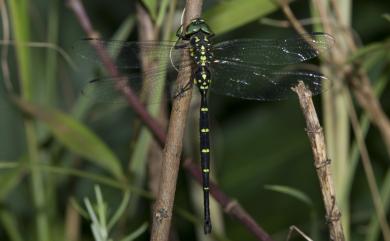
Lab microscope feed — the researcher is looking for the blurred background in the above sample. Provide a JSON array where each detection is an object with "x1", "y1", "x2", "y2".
[{"x1": 0, "y1": 0, "x2": 389, "y2": 241}]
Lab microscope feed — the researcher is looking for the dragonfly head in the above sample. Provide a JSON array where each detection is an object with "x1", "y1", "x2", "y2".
[{"x1": 177, "y1": 18, "x2": 214, "y2": 40}]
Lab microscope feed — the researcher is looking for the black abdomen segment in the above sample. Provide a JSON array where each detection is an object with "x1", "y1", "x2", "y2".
[{"x1": 200, "y1": 92, "x2": 211, "y2": 234}]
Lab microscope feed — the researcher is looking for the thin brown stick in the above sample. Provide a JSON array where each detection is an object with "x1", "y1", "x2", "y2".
[
  {"x1": 67, "y1": 1, "x2": 274, "y2": 240},
  {"x1": 150, "y1": 1, "x2": 203, "y2": 240},
  {"x1": 349, "y1": 70, "x2": 390, "y2": 158},
  {"x1": 292, "y1": 82, "x2": 345, "y2": 241},
  {"x1": 65, "y1": 198, "x2": 81, "y2": 241},
  {"x1": 345, "y1": 91, "x2": 390, "y2": 240}
]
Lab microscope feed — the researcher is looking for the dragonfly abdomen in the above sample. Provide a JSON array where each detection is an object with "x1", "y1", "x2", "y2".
[{"x1": 189, "y1": 29, "x2": 214, "y2": 234}]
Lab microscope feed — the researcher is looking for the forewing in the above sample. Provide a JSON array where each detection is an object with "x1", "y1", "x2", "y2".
[
  {"x1": 73, "y1": 39, "x2": 192, "y2": 72},
  {"x1": 213, "y1": 33, "x2": 334, "y2": 66}
]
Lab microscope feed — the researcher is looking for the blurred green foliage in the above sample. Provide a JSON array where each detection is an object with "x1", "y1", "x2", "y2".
[{"x1": 0, "y1": 0, "x2": 389, "y2": 241}]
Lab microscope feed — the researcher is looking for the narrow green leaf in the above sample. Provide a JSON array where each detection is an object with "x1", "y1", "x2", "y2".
[
  {"x1": 108, "y1": 189, "x2": 131, "y2": 229},
  {"x1": 94, "y1": 186, "x2": 107, "y2": 232},
  {"x1": 45, "y1": 0, "x2": 60, "y2": 105},
  {"x1": 347, "y1": 39, "x2": 390, "y2": 64},
  {"x1": 109, "y1": 15, "x2": 135, "y2": 58},
  {"x1": 14, "y1": 98, "x2": 124, "y2": 180},
  {"x1": 141, "y1": 0, "x2": 157, "y2": 19},
  {"x1": 156, "y1": 0, "x2": 170, "y2": 28},
  {"x1": 39, "y1": 164, "x2": 123, "y2": 190},
  {"x1": 7, "y1": 0, "x2": 31, "y2": 99},
  {"x1": 264, "y1": 184, "x2": 313, "y2": 207},
  {"x1": 70, "y1": 198, "x2": 89, "y2": 219},
  {"x1": 0, "y1": 210, "x2": 24, "y2": 241},
  {"x1": 0, "y1": 161, "x2": 25, "y2": 200},
  {"x1": 204, "y1": 0, "x2": 286, "y2": 35},
  {"x1": 383, "y1": 13, "x2": 390, "y2": 22},
  {"x1": 120, "y1": 222, "x2": 148, "y2": 241}
]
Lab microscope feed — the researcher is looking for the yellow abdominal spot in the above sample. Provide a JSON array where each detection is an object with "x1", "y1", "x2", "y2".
[{"x1": 203, "y1": 169, "x2": 210, "y2": 173}]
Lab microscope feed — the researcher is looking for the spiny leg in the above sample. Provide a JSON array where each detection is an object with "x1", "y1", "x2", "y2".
[{"x1": 172, "y1": 78, "x2": 193, "y2": 100}]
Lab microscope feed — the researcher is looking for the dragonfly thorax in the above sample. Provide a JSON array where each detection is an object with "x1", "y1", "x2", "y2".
[{"x1": 189, "y1": 32, "x2": 214, "y2": 67}]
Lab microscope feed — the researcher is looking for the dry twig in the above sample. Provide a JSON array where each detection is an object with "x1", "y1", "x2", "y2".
[{"x1": 292, "y1": 81, "x2": 345, "y2": 241}]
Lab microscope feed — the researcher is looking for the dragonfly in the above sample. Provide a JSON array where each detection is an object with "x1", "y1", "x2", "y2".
[{"x1": 76, "y1": 18, "x2": 334, "y2": 234}]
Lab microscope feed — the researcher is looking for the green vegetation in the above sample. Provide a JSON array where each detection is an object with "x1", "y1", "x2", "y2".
[{"x1": 0, "y1": 0, "x2": 389, "y2": 241}]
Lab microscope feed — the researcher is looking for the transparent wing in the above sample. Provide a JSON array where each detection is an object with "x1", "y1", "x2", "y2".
[
  {"x1": 81, "y1": 67, "x2": 193, "y2": 104},
  {"x1": 213, "y1": 33, "x2": 334, "y2": 66},
  {"x1": 210, "y1": 61, "x2": 326, "y2": 101},
  {"x1": 73, "y1": 39, "x2": 192, "y2": 71}
]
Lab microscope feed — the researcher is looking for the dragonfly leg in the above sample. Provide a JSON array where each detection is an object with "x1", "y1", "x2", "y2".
[{"x1": 172, "y1": 80, "x2": 193, "y2": 100}]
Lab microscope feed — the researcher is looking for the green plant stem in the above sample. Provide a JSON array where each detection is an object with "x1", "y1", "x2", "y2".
[
  {"x1": 7, "y1": 0, "x2": 50, "y2": 240},
  {"x1": 365, "y1": 171, "x2": 390, "y2": 241},
  {"x1": 25, "y1": 124, "x2": 50, "y2": 241},
  {"x1": 0, "y1": 210, "x2": 23, "y2": 241},
  {"x1": 45, "y1": 0, "x2": 59, "y2": 104}
]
